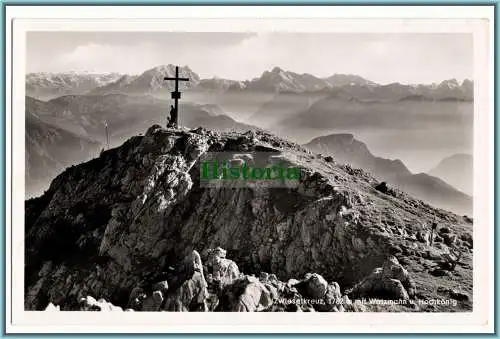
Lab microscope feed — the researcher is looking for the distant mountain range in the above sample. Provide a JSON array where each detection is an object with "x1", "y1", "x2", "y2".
[
  {"x1": 241, "y1": 67, "x2": 376, "y2": 93},
  {"x1": 303, "y1": 133, "x2": 472, "y2": 216},
  {"x1": 247, "y1": 92, "x2": 328, "y2": 128},
  {"x1": 277, "y1": 91, "x2": 473, "y2": 132},
  {"x1": 428, "y1": 153, "x2": 473, "y2": 196},
  {"x1": 26, "y1": 64, "x2": 474, "y2": 101}
]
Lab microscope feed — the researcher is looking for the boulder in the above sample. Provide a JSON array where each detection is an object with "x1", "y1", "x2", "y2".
[
  {"x1": 163, "y1": 251, "x2": 209, "y2": 311},
  {"x1": 142, "y1": 291, "x2": 164, "y2": 311},
  {"x1": 449, "y1": 289, "x2": 470, "y2": 302},
  {"x1": 206, "y1": 247, "x2": 240, "y2": 287},
  {"x1": 460, "y1": 233, "x2": 473, "y2": 248},
  {"x1": 296, "y1": 273, "x2": 328, "y2": 299},
  {"x1": 127, "y1": 286, "x2": 146, "y2": 309},
  {"x1": 383, "y1": 279, "x2": 409, "y2": 300},
  {"x1": 438, "y1": 227, "x2": 451, "y2": 234},
  {"x1": 430, "y1": 268, "x2": 452, "y2": 277},
  {"x1": 79, "y1": 296, "x2": 123, "y2": 311},
  {"x1": 152, "y1": 280, "x2": 169, "y2": 294},
  {"x1": 218, "y1": 276, "x2": 274, "y2": 312},
  {"x1": 416, "y1": 231, "x2": 430, "y2": 244},
  {"x1": 442, "y1": 233, "x2": 458, "y2": 247},
  {"x1": 375, "y1": 182, "x2": 389, "y2": 194},
  {"x1": 45, "y1": 302, "x2": 60, "y2": 311},
  {"x1": 351, "y1": 256, "x2": 415, "y2": 301},
  {"x1": 316, "y1": 282, "x2": 343, "y2": 312},
  {"x1": 424, "y1": 248, "x2": 444, "y2": 260}
]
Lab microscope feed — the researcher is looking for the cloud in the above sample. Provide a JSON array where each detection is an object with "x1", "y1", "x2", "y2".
[
  {"x1": 55, "y1": 43, "x2": 161, "y2": 74},
  {"x1": 29, "y1": 32, "x2": 473, "y2": 84},
  {"x1": 197, "y1": 33, "x2": 288, "y2": 80}
]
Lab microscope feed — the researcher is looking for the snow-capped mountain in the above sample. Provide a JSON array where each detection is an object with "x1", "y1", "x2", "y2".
[
  {"x1": 429, "y1": 79, "x2": 471, "y2": 101},
  {"x1": 439, "y1": 79, "x2": 461, "y2": 89},
  {"x1": 92, "y1": 65, "x2": 201, "y2": 95},
  {"x1": 124, "y1": 64, "x2": 200, "y2": 92},
  {"x1": 194, "y1": 77, "x2": 246, "y2": 92},
  {"x1": 242, "y1": 67, "x2": 379, "y2": 93},
  {"x1": 26, "y1": 72, "x2": 123, "y2": 99},
  {"x1": 240, "y1": 67, "x2": 473, "y2": 99},
  {"x1": 89, "y1": 74, "x2": 139, "y2": 94},
  {"x1": 244, "y1": 67, "x2": 332, "y2": 93},
  {"x1": 324, "y1": 74, "x2": 377, "y2": 87}
]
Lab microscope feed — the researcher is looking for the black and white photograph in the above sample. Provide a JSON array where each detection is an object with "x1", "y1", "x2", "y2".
[{"x1": 6, "y1": 5, "x2": 495, "y2": 334}]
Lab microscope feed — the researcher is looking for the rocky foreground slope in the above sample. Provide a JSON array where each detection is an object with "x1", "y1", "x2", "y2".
[{"x1": 26, "y1": 126, "x2": 473, "y2": 312}]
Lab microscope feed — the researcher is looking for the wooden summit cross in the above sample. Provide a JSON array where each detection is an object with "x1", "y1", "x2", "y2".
[{"x1": 164, "y1": 66, "x2": 190, "y2": 128}]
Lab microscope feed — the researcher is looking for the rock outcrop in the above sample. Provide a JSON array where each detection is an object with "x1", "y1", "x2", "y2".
[
  {"x1": 26, "y1": 126, "x2": 473, "y2": 312},
  {"x1": 47, "y1": 248, "x2": 406, "y2": 313},
  {"x1": 79, "y1": 296, "x2": 125, "y2": 311}
]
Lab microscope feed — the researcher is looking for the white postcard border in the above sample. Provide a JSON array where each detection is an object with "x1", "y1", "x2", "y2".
[{"x1": 5, "y1": 5, "x2": 495, "y2": 334}]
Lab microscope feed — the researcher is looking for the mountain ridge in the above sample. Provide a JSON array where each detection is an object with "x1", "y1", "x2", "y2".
[
  {"x1": 26, "y1": 108, "x2": 102, "y2": 198},
  {"x1": 27, "y1": 65, "x2": 474, "y2": 100},
  {"x1": 304, "y1": 133, "x2": 472, "y2": 215},
  {"x1": 428, "y1": 153, "x2": 473, "y2": 196}
]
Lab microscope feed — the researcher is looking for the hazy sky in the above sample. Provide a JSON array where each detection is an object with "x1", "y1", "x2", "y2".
[{"x1": 26, "y1": 32, "x2": 473, "y2": 84}]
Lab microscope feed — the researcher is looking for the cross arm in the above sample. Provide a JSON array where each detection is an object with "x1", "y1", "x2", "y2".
[{"x1": 164, "y1": 77, "x2": 190, "y2": 81}]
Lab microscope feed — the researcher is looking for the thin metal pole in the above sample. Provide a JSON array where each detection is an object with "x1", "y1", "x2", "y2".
[{"x1": 105, "y1": 121, "x2": 109, "y2": 150}]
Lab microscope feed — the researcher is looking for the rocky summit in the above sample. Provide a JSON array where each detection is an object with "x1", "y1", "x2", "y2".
[{"x1": 25, "y1": 126, "x2": 473, "y2": 312}]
